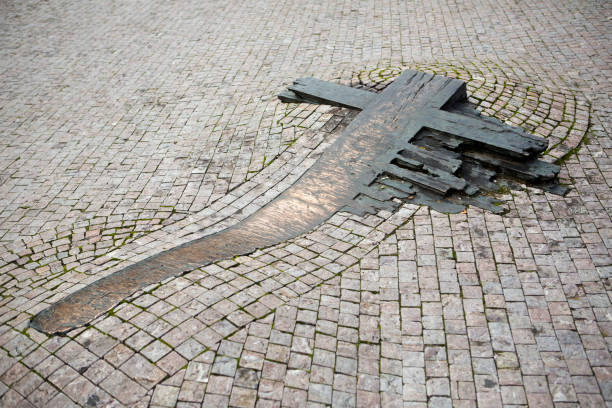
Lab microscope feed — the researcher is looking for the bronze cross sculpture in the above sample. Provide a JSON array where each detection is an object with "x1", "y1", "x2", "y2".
[
  {"x1": 279, "y1": 70, "x2": 565, "y2": 214},
  {"x1": 31, "y1": 70, "x2": 565, "y2": 334}
]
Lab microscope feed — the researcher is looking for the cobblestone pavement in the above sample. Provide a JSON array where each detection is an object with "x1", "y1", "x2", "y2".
[{"x1": 0, "y1": 0, "x2": 611, "y2": 407}]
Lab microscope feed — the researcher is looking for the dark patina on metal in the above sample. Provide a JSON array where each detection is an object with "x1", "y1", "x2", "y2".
[{"x1": 31, "y1": 70, "x2": 566, "y2": 334}]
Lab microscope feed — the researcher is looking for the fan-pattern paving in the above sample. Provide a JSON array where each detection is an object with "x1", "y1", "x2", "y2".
[{"x1": 0, "y1": 0, "x2": 610, "y2": 407}]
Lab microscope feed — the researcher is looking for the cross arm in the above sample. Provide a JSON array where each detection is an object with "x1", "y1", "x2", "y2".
[
  {"x1": 278, "y1": 71, "x2": 468, "y2": 112},
  {"x1": 279, "y1": 77, "x2": 376, "y2": 110},
  {"x1": 421, "y1": 109, "x2": 549, "y2": 158}
]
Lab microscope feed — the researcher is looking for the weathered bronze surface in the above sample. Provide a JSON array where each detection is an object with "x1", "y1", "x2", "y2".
[
  {"x1": 30, "y1": 70, "x2": 565, "y2": 334},
  {"x1": 283, "y1": 71, "x2": 567, "y2": 213}
]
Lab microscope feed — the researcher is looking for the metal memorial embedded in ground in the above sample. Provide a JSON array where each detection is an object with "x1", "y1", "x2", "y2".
[{"x1": 30, "y1": 69, "x2": 567, "y2": 334}]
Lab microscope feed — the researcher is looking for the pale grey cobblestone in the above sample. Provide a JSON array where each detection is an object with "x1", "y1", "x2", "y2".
[{"x1": 1, "y1": 0, "x2": 611, "y2": 407}]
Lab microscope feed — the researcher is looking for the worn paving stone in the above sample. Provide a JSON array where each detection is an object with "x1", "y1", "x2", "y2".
[{"x1": 0, "y1": 0, "x2": 610, "y2": 407}]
